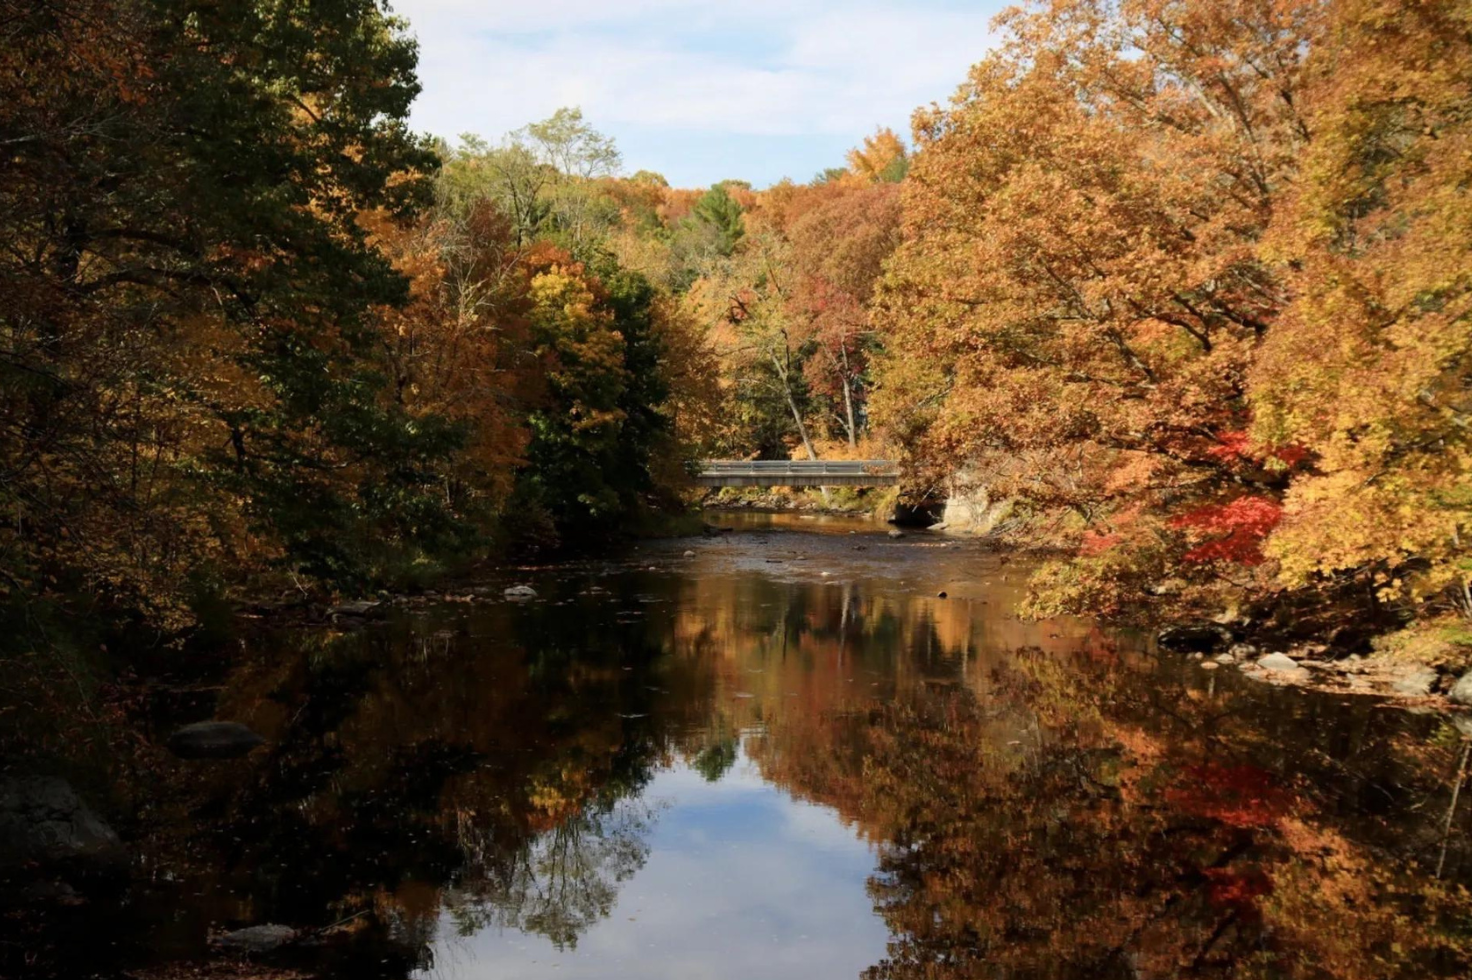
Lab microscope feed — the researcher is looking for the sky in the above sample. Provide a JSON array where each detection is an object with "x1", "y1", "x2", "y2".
[
  {"x1": 425, "y1": 756, "x2": 891, "y2": 979},
  {"x1": 391, "y1": 0, "x2": 1009, "y2": 189}
]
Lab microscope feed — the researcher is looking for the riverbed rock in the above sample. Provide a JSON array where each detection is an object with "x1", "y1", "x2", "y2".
[
  {"x1": 1157, "y1": 624, "x2": 1230, "y2": 653},
  {"x1": 1258, "y1": 652, "x2": 1302, "y2": 671},
  {"x1": 1248, "y1": 652, "x2": 1313, "y2": 685},
  {"x1": 887, "y1": 529, "x2": 905, "y2": 539},
  {"x1": 0, "y1": 777, "x2": 124, "y2": 870},
  {"x1": 1389, "y1": 665, "x2": 1439, "y2": 697},
  {"x1": 683, "y1": 550, "x2": 696, "y2": 558},
  {"x1": 214, "y1": 924, "x2": 297, "y2": 954},
  {"x1": 166, "y1": 721, "x2": 265, "y2": 759},
  {"x1": 1450, "y1": 671, "x2": 1472, "y2": 706},
  {"x1": 328, "y1": 600, "x2": 380, "y2": 617},
  {"x1": 503, "y1": 585, "x2": 538, "y2": 601}
]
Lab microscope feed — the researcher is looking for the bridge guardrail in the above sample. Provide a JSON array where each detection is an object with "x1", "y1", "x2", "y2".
[{"x1": 692, "y1": 460, "x2": 900, "y2": 487}]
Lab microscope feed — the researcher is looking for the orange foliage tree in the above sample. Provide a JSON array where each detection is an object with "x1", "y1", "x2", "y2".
[{"x1": 875, "y1": 0, "x2": 1470, "y2": 636}]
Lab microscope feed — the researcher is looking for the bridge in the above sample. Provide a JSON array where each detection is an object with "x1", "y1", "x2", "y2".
[{"x1": 693, "y1": 459, "x2": 900, "y2": 488}]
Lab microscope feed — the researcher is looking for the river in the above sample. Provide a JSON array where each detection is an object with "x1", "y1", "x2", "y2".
[{"x1": 17, "y1": 512, "x2": 1472, "y2": 978}]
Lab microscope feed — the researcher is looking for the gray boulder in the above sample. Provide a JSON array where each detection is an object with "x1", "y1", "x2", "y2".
[
  {"x1": 1450, "y1": 671, "x2": 1472, "y2": 706},
  {"x1": 214, "y1": 924, "x2": 297, "y2": 954},
  {"x1": 1249, "y1": 652, "x2": 1312, "y2": 685},
  {"x1": 1258, "y1": 652, "x2": 1301, "y2": 671},
  {"x1": 167, "y1": 721, "x2": 265, "y2": 760},
  {"x1": 328, "y1": 600, "x2": 380, "y2": 617},
  {"x1": 0, "y1": 777, "x2": 123, "y2": 870},
  {"x1": 503, "y1": 585, "x2": 538, "y2": 601}
]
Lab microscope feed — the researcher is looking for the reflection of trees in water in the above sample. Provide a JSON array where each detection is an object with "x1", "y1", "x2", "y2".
[
  {"x1": 54, "y1": 556, "x2": 1472, "y2": 980},
  {"x1": 820, "y1": 652, "x2": 1472, "y2": 980},
  {"x1": 692, "y1": 736, "x2": 739, "y2": 782},
  {"x1": 446, "y1": 796, "x2": 661, "y2": 949}
]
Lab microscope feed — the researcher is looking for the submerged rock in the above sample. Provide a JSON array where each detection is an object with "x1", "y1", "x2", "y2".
[
  {"x1": 1157, "y1": 624, "x2": 1230, "y2": 653},
  {"x1": 683, "y1": 550, "x2": 696, "y2": 558},
  {"x1": 214, "y1": 924, "x2": 297, "y2": 954},
  {"x1": 167, "y1": 721, "x2": 265, "y2": 760},
  {"x1": 503, "y1": 585, "x2": 538, "y2": 600},
  {"x1": 887, "y1": 529, "x2": 905, "y2": 539},
  {"x1": 0, "y1": 777, "x2": 123, "y2": 870}
]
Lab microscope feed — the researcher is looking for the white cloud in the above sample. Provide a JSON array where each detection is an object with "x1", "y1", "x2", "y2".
[{"x1": 391, "y1": 0, "x2": 1006, "y2": 185}]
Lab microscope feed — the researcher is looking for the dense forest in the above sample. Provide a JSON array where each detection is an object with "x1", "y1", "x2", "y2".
[{"x1": 3, "y1": 0, "x2": 1470, "y2": 672}]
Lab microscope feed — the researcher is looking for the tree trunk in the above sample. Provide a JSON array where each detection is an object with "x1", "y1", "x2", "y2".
[
  {"x1": 771, "y1": 350, "x2": 817, "y2": 461},
  {"x1": 839, "y1": 345, "x2": 858, "y2": 448}
]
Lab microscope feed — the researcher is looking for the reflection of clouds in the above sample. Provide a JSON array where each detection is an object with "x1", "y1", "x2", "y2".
[{"x1": 420, "y1": 756, "x2": 887, "y2": 980}]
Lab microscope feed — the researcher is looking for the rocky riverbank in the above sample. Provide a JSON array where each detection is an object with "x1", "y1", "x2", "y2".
[{"x1": 1160, "y1": 624, "x2": 1472, "y2": 710}]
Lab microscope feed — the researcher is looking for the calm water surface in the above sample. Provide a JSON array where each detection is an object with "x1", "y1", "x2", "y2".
[{"x1": 22, "y1": 512, "x2": 1472, "y2": 978}]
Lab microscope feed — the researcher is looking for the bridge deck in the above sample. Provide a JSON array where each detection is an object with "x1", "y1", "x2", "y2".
[{"x1": 694, "y1": 460, "x2": 900, "y2": 488}]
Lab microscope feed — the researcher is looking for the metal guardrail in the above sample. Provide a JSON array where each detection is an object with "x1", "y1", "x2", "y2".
[{"x1": 693, "y1": 460, "x2": 900, "y2": 487}]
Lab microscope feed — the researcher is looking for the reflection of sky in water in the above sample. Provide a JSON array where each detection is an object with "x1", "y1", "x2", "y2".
[{"x1": 419, "y1": 747, "x2": 888, "y2": 980}]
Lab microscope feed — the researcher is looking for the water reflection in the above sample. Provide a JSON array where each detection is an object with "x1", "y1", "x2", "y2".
[{"x1": 13, "y1": 517, "x2": 1472, "y2": 979}]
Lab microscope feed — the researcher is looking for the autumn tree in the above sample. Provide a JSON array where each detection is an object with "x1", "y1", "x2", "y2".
[
  {"x1": 875, "y1": 0, "x2": 1320, "y2": 615},
  {"x1": 1249, "y1": 0, "x2": 1472, "y2": 624},
  {"x1": 0, "y1": 0, "x2": 451, "y2": 621}
]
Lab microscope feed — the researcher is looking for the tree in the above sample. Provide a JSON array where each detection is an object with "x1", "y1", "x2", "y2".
[
  {"x1": 1249, "y1": 0, "x2": 1472, "y2": 620},
  {"x1": 0, "y1": 0, "x2": 448, "y2": 619},
  {"x1": 845, "y1": 127, "x2": 909, "y2": 184},
  {"x1": 874, "y1": 0, "x2": 1318, "y2": 615}
]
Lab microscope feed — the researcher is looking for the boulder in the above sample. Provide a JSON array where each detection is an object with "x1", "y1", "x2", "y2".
[
  {"x1": 1389, "y1": 665, "x2": 1439, "y2": 697},
  {"x1": 503, "y1": 585, "x2": 538, "y2": 601},
  {"x1": 214, "y1": 924, "x2": 297, "y2": 954},
  {"x1": 328, "y1": 600, "x2": 380, "y2": 617},
  {"x1": 167, "y1": 721, "x2": 265, "y2": 760},
  {"x1": 1258, "y1": 652, "x2": 1301, "y2": 671},
  {"x1": 1157, "y1": 624, "x2": 1230, "y2": 653},
  {"x1": 1249, "y1": 652, "x2": 1312, "y2": 685},
  {"x1": 0, "y1": 777, "x2": 124, "y2": 870},
  {"x1": 1450, "y1": 671, "x2": 1472, "y2": 706}
]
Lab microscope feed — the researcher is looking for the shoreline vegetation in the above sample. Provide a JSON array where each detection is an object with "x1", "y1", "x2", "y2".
[{"x1": 2, "y1": 0, "x2": 1470, "y2": 773}]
